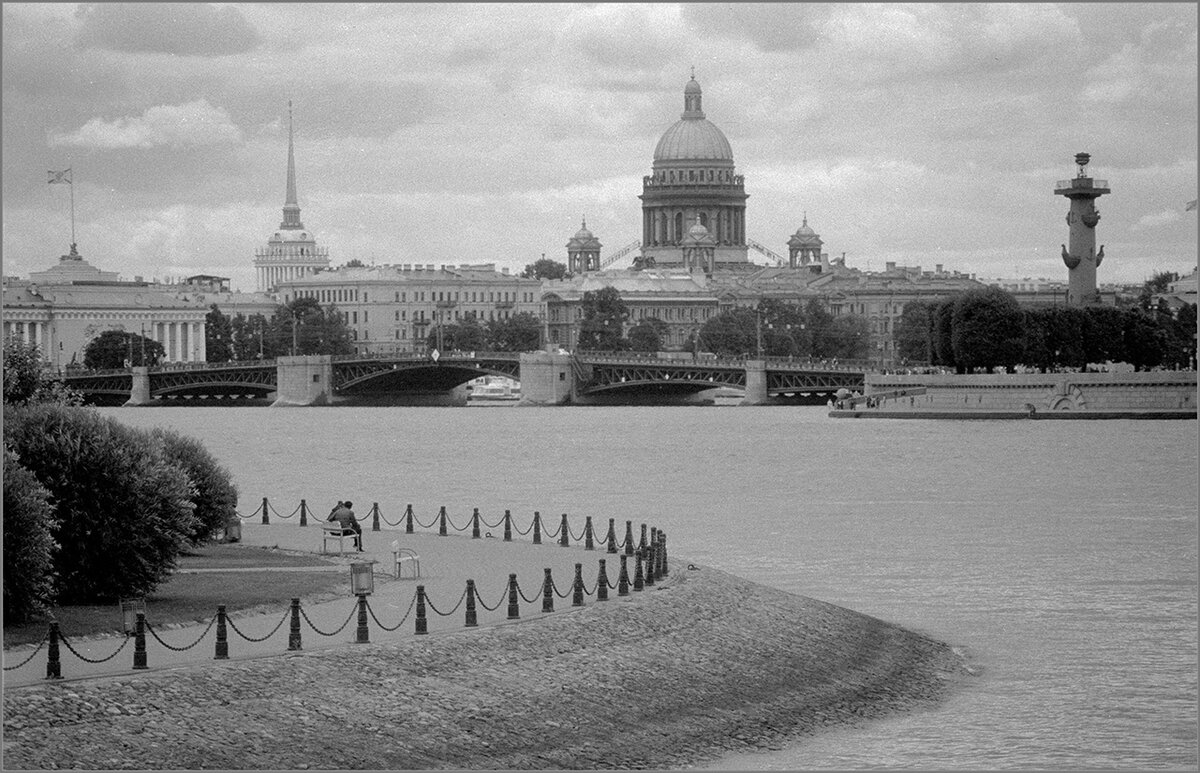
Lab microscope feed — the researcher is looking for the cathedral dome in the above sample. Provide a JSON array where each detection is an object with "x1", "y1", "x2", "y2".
[{"x1": 653, "y1": 76, "x2": 734, "y2": 163}]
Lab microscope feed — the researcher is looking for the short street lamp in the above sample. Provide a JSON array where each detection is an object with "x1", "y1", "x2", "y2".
[{"x1": 120, "y1": 598, "x2": 147, "y2": 636}]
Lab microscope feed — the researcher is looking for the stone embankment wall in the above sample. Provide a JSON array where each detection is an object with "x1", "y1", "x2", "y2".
[
  {"x1": 3, "y1": 567, "x2": 970, "y2": 770},
  {"x1": 867, "y1": 370, "x2": 1196, "y2": 413}
]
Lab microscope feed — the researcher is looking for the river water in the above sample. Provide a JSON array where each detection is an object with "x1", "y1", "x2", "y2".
[{"x1": 99, "y1": 405, "x2": 1198, "y2": 770}]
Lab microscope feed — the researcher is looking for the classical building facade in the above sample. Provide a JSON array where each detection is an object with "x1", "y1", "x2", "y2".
[
  {"x1": 638, "y1": 75, "x2": 749, "y2": 269},
  {"x1": 276, "y1": 263, "x2": 543, "y2": 355},
  {"x1": 253, "y1": 103, "x2": 330, "y2": 293}
]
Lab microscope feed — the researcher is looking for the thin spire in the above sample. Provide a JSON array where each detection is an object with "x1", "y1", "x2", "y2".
[{"x1": 280, "y1": 100, "x2": 304, "y2": 230}]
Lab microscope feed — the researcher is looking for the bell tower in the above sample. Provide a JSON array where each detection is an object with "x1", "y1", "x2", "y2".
[
  {"x1": 1055, "y1": 152, "x2": 1110, "y2": 306},
  {"x1": 566, "y1": 218, "x2": 602, "y2": 274}
]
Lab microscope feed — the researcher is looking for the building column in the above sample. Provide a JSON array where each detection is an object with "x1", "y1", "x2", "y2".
[
  {"x1": 196, "y1": 321, "x2": 206, "y2": 362},
  {"x1": 170, "y1": 322, "x2": 180, "y2": 362}
]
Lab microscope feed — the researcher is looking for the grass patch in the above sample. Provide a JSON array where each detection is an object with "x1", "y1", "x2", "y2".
[{"x1": 4, "y1": 543, "x2": 345, "y2": 648}]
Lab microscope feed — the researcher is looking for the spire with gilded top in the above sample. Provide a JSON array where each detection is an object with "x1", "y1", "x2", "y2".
[{"x1": 281, "y1": 100, "x2": 304, "y2": 230}]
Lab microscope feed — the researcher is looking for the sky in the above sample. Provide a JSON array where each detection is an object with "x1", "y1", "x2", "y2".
[{"x1": 2, "y1": 3, "x2": 1197, "y2": 293}]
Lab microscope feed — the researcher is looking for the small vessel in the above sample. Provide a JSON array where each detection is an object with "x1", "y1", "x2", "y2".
[{"x1": 468, "y1": 375, "x2": 521, "y2": 403}]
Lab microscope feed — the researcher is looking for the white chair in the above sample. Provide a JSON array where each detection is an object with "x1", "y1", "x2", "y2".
[
  {"x1": 390, "y1": 539, "x2": 420, "y2": 579},
  {"x1": 321, "y1": 522, "x2": 358, "y2": 554}
]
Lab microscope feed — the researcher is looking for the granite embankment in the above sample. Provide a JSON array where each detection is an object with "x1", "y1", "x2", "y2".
[{"x1": 3, "y1": 566, "x2": 971, "y2": 770}]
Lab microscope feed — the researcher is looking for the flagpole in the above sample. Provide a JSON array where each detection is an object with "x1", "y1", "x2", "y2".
[{"x1": 69, "y1": 171, "x2": 76, "y2": 247}]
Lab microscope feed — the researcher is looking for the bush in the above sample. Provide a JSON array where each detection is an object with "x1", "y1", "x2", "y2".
[
  {"x1": 3, "y1": 447, "x2": 58, "y2": 624},
  {"x1": 152, "y1": 427, "x2": 239, "y2": 544},
  {"x1": 3, "y1": 404, "x2": 198, "y2": 604}
]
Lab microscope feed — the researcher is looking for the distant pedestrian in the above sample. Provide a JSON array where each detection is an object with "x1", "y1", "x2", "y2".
[{"x1": 329, "y1": 500, "x2": 363, "y2": 551}]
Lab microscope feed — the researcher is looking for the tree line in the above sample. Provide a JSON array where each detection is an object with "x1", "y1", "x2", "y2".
[{"x1": 894, "y1": 286, "x2": 1196, "y2": 373}]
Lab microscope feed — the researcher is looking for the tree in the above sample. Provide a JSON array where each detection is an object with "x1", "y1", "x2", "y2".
[
  {"x1": 1164, "y1": 303, "x2": 1198, "y2": 369},
  {"x1": 343, "y1": 259, "x2": 366, "y2": 269},
  {"x1": 1123, "y1": 309, "x2": 1167, "y2": 370},
  {"x1": 83, "y1": 329, "x2": 165, "y2": 370},
  {"x1": 521, "y1": 258, "x2": 568, "y2": 281},
  {"x1": 427, "y1": 315, "x2": 487, "y2": 352},
  {"x1": 152, "y1": 428, "x2": 239, "y2": 545},
  {"x1": 3, "y1": 447, "x2": 57, "y2": 623},
  {"x1": 2, "y1": 338, "x2": 83, "y2": 407},
  {"x1": 1083, "y1": 306, "x2": 1129, "y2": 366},
  {"x1": 1138, "y1": 271, "x2": 1178, "y2": 310},
  {"x1": 487, "y1": 312, "x2": 543, "y2": 352},
  {"x1": 628, "y1": 317, "x2": 667, "y2": 352},
  {"x1": 758, "y1": 300, "x2": 810, "y2": 357},
  {"x1": 933, "y1": 298, "x2": 957, "y2": 369},
  {"x1": 230, "y1": 313, "x2": 274, "y2": 361},
  {"x1": 272, "y1": 298, "x2": 354, "y2": 356},
  {"x1": 4, "y1": 403, "x2": 198, "y2": 603},
  {"x1": 698, "y1": 307, "x2": 757, "y2": 356},
  {"x1": 895, "y1": 300, "x2": 937, "y2": 364},
  {"x1": 827, "y1": 314, "x2": 871, "y2": 360},
  {"x1": 950, "y1": 288, "x2": 1024, "y2": 373},
  {"x1": 578, "y1": 286, "x2": 628, "y2": 350},
  {"x1": 205, "y1": 305, "x2": 234, "y2": 363}
]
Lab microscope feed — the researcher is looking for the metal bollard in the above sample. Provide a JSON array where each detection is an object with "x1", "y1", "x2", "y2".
[
  {"x1": 214, "y1": 605, "x2": 229, "y2": 660},
  {"x1": 639, "y1": 523, "x2": 648, "y2": 552},
  {"x1": 618, "y1": 554, "x2": 630, "y2": 596},
  {"x1": 503, "y1": 509, "x2": 512, "y2": 542},
  {"x1": 465, "y1": 580, "x2": 478, "y2": 627},
  {"x1": 288, "y1": 598, "x2": 302, "y2": 650},
  {"x1": 46, "y1": 622, "x2": 62, "y2": 680},
  {"x1": 623, "y1": 520, "x2": 634, "y2": 556},
  {"x1": 542, "y1": 568, "x2": 554, "y2": 613},
  {"x1": 299, "y1": 499, "x2": 308, "y2": 527},
  {"x1": 572, "y1": 563, "x2": 584, "y2": 607},
  {"x1": 415, "y1": 586, "x2": 428, "y2": 635},
  {"x1": 507, "y1": 574, "x2": 520, "y2": 620},
  {"x1": 644, "y1": 541, "x2": 656, "y2": 587},
  {"x1": 660, "y1": 531, "x2": 669, "y2": 577},
  {"x1": 584, "y1": 516, "x2": 594, "y2": 551},
  {"x1": 606, "y1": 518, "x2": 617, "y2": 554},
  {"x1": 559, "y1": 513, "x2": 570, "y2": 547},
  {"x1": 597, "y1": 559, "x2": 609, "y2": 601},
  {"x1": 372, "y1": 503, "x2": 381, "y2": 532},
  {"x1": 405, "y1": 504, "x2": 415, "y2": 534},
  {"x1": 261, "y1": 496, "x2": 270, "y2": 525},
  {"x1": 355, "y1": 594, "x2": 370, "y2": 643},
  {"x1": 533, "y1": 512, "x2": 542, "y2": 545},
  {"x1": 633, "y1": 549, "x2": 645, "y2": 592},
  {"x1": 472, "y1": 508, "x2": 481, "y2": 539},
  {"x1": 438, "y1": 506, "x2": 448, "y2": 536},
  {"x1": 133, "y1": 613, "x2": 148, "y2": 669}
]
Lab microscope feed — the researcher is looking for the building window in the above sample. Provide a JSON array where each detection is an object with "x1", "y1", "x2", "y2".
[{"x1": 352, "y1": 311, "x2": 358, "y2": 324}]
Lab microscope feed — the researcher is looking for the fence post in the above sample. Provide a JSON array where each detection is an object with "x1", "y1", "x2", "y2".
[
  {"x1": 644, "y1": 541, "x2": 656, "y2": 587},
  {"x1": 503, "y1": 509, "x2": 512, "y2": 542},
  {"x1": 45, "y1": 622, "x2": 62, "y2": 680},
  {"x1": 288, "y1": 598, "x2": 302, "y2": 650},
  {"x1": 533, "y1": 512, "x2": 542, "y2": 545},
  {"x1": 584, "y1": 516, "x2": 594, "y2": 551},
  {"x1": 559, "y1": 513, "x2": 570, "y2": 547},
  {"x1": 438, "y1": 506, "x2": 448, "y2": 536},
  {"x1": 465, "y1": 580, "x2": 478, "y2": 627},
  {"x1": 299, "y1": 499, "x2": 308, "y2": 527},
  {"x1": 472, "y1": 508, "x2": 481, "y2": 539},
  {"x1": 405, "y1": 504, "x2": 414, "y2": 534},
  {"x1": 355, "y1": 594, "x2": 370, "y2": 644},
  {"x1": 214, "y1": 605, "x2": 229, "y2": 660},
  {"x1": 133, "y1": 613, "x2": 148, "y2": 669},
  {"x1": 633, "y1": 549, "x2": 645, "y2": 592},
  {"x1": 507, "y1": 574, "x2": 520, "y2": 620},
  {"x1": 618, "y1": 554, "x2": 630, "y2": 596},
  {"x1": 660, "y1": 531, "x2": 669, "y2": 577},
  {"x1": 639, "y1": 523, "x2": 648, "y2": 552},
  {"x1": 573, "y1": 563, "x2": 584, "y2": 607},
  {"x1": 597, "y1": 559, "x2": 609, "y2": 602},
  {"x1": 542, "y1": 568, "x2": 554, "y2": 613},
  {"x1": 415, "y1": 586, "x2": 428, "y2": 635},
  {"x1": 624, "y1": 520, "x2": 634, "y2": 556},
  {"x1": 372, "y1": 503, "x2": 381, "y2": 532},
  {"x1": 606, "y1": 518, "x2": 617, "y2": 554},
  {"x1": 261, "y1": 496, "x2": 270, "y2": 525}
]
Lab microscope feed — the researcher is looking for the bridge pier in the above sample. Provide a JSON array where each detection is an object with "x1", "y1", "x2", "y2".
[
  {"x1": 271, "y1": 355, "x2": 334, "y2": 407},
  {"x1": 741, "y1": 359, "x2": 769, "y2": 405},
  {"x1": 518, "y1": 350, "x2": 576, "y2": 405},
  {"x1": 124, "y1": 366, "x2": 151, "y2": 406}
]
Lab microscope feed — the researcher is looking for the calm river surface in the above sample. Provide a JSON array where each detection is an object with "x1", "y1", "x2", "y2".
[{"x1": 100, "y1": 405, "x2": 1198, "y2": 770}]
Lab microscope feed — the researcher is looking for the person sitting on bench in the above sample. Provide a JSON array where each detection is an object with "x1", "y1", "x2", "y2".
[{"x1": 328, "y1": 500, "x2": 363, "y2": 552}]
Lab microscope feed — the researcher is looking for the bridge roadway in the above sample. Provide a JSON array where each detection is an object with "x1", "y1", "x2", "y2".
[{"x1": 55, "y1": 352, "x2": 867, "y2": 406}]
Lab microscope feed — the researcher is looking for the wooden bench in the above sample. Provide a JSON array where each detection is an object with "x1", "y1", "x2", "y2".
[
  {"x1": 389, "y1": 540, "x2": 420, "y2": 579},
  {"x1": 321, "y1": 522, "x2": 359, "y2": 554}
]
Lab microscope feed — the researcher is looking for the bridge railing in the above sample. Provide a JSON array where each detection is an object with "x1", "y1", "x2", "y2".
[{"x1": 577, "y1": 351, "x2": 874, "y2": 372}]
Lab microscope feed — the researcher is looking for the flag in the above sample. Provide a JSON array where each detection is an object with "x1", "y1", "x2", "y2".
[
  {"x1": 47, "y1": 169, "x2": 72, "y2": 184},
  {"x1": 1187, "y1": 199, "x2": 1198, "y2": 212}
]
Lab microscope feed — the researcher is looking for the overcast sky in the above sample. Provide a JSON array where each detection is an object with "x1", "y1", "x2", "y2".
[{"x1": 3, "y1": 3, "x2": 1196, "y2": 292}]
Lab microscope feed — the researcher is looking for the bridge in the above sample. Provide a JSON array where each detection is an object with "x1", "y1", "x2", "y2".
[{"x1": 55, "y1": 351, "x2": 865, "y2": 407}]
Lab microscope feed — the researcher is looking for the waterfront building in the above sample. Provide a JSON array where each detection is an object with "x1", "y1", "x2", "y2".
[
  {"x1": 639, "y1": 75, "x2": 750, "y2": 269},
  {"x1": 2, "y1": 245, "x2": 210, "y2": 369},
  {"x1": 253, "y1": 103, "x2": 330, "y2": 293},
  {"x1": 276, "y1": 262, "x2": 542, "y2": 355}
]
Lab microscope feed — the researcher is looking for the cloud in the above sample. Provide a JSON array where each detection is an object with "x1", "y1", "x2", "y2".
[
  {"x1": 682, "y1": 3, "x2": 833, "y2": 52},
  {"x1": 49, "y1": 100, "x2": 244, "y2": 149},
  {"x1": 1131, "y1": 210, "x2": 1183, "y2": 231},
  {"x1": 74, "y1": 3, "x2": 260, "y2": 57}
]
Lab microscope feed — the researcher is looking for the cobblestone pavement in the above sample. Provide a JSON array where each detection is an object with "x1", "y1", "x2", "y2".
[{"x1": 3, "y1": 563, "x2": 972, "y2": 770}]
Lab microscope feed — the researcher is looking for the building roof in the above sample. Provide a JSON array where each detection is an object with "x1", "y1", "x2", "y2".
[{"x1": 653, "y1": 77, "x2": 734, "y2": 163}]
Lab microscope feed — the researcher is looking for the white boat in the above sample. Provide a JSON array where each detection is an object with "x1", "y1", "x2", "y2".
[{"x1": 468, "y1": 376, "x2": 521, "y2": 402}]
